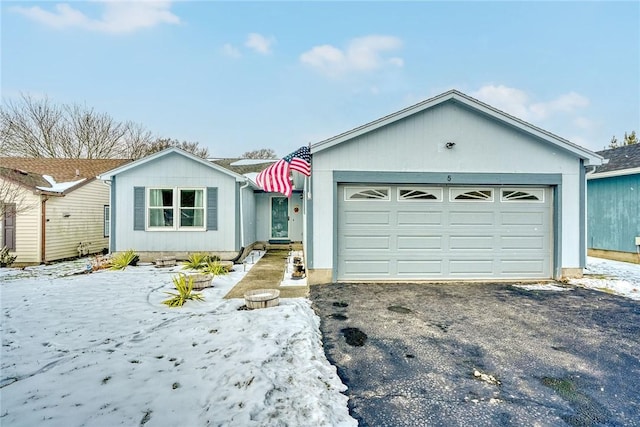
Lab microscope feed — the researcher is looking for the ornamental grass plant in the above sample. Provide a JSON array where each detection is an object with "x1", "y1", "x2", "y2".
[{"x1": 162, "y1": 274, "x2": 205, "y2": 307}]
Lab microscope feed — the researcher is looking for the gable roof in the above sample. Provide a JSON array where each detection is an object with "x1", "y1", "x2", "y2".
[
  {"x1": 311, "y1": 89, "x2": 603, "y2": 166},
  {"x1": 0, "y1": 157, "x2": 131, "y2": 194},
  {"x1": 212, "y1": 158, "x2": 276, "y2": 175},
  {"x1": 589, "y1": 143, "x2": 640, "y2": 179},
  {"x1": 98, "y1": 147, "x2": 249, "y2": 182}
]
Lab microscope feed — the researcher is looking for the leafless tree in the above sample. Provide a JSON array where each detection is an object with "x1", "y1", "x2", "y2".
[
  {"x1": 0, "y1": 171, "x2": 37, "y2": 220},
  {"x1": 121, "y1": 121, "x2": 156, "y2": 159},
  {"x1": 0, "y1": 94, "x2": 65, "y2": 157},
  {"x1": 0, "y1": 93, "x2": 155, "y2": 159},
  {"x1": 144, "y1": 138, "x2": 210, "y2": 158},
  {"x1": 242, "y1": 148, "x2": 277, "y2": 159}
]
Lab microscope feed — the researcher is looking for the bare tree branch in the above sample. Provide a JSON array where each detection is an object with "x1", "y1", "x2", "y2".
[
  {"x1": 1, "y1": 94, "x2": 156, "y2": 159},
  {"x1": 0, "y1": 171, "x2": 38, "y2": 220},
  {"x1": 144, "y1": 138, "x2": 210, "y2": 158},
  {"x1": 242, "y1": 148, "x2": 277, "y2": 159}
]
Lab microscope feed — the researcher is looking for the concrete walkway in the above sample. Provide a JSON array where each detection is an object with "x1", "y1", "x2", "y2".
[{"x1": 224, "y1": 249, "x2": 309, "y2": 299}]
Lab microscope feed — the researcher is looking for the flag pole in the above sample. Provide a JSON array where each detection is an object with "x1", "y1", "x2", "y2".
[{"x1": 306, "y1": 142, "x2": 312, "y2": 200}]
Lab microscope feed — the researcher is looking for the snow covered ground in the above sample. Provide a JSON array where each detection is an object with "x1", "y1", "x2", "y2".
[
  {"x1": 1, "y1": 255, "x2": 637, "y2": 426},
  {"x1": 0, "y1": 252, "x2": 356, "y2": 427},
  {"x1": 571, "y1": 256, "x2": 640, "y2": 300}
]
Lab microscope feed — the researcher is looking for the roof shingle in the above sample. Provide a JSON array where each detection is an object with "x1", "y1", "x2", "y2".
[
  {"x1": 594, "y1": 144, "x2": 640, "y2": 173},
  {"x1": 0, "y1": 157, "x2": 131, "y2": 192}
]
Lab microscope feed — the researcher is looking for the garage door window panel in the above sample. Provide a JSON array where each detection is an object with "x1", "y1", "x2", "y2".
[
  {"x1": 501, "y1": 189, "x2": 544, "y2": 202},
  {"x1": 398, "y1": 187, "x2": 443, "y2": 201},
  {"x1": 450, "y1": 188, "x2": 494, "y2": 202},
  {"x1": 345, "y1": 187, "x2": 390, "y2": 201}
]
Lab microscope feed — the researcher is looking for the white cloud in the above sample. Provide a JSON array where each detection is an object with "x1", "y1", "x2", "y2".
[
  {"x1": 245, "y1": 33, "x2": 275, "y2": 55},
  {"x1": 388, "y1": 57, "x2": 404, "y2": 67},
  {"x1": 222, "y1": 43, "x2": 242, "y2": 59},
  {"x1": 471, "y1": 85, "x2": 532, "y2": 120},
  {"x1": 471, "y1": 84, "x2": 590, "y2": 122},
  {"x1": 300, "y1": 35, "x2": 403, "y2": 77},
  {"x1": 573, "y1": 116, "x2": 595, "y2": 130},
  {"x1": 11, "y1": 1, "x2": 180, "y2": 34},
  {"x1": 530, "y1": 92, "x2": 590, "y2": 119}
]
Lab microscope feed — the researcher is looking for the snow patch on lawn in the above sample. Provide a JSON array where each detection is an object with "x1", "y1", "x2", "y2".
[
  {"x1": 0, "y1": 252, "x2": 356, "y2": 426},
  {"x1": 570, "y1": 256, "x2": 640, "y2": 301}
]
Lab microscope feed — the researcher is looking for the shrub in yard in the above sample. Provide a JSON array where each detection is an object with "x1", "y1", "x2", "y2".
[
  {"x1": 110, "y1": 249, "x2": 139, "y2": 270},
  {"x1": 200, "y1": 260, "x2": 229, "y2": 276},
  {"x1": 0, "y1": 246, "x2": 17, "y2": 267},
  {"x1": 162, "y1": 274, "x2": 205, "y2": 307},
  {"x1": 182, "y1": 252, "x2": 211, "y2": 270}
]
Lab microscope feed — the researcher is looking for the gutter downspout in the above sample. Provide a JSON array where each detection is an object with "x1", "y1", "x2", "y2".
[
  {"x1": 40, "y1": 195, "x2": 48, "y2": 264},
  {"x1": 102, "y1": 179, "x2": 112, "y2": 253},
  {"x1": 238, "y1": 180, "x2": 250, "y2": 247}
]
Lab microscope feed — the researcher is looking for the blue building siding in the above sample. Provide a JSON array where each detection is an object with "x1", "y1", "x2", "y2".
[{"x1": 587, "y1": 174, "x2": 640, "y2": 253}]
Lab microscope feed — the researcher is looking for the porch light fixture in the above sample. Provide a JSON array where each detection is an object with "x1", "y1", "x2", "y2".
[{"x1": 445, "y1": 142, "x2": 456, "y2": 149}]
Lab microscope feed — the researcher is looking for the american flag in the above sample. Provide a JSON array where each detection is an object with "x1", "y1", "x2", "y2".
[{"x1": 256, "y1": 146, "x2": 311, "y2": 197}]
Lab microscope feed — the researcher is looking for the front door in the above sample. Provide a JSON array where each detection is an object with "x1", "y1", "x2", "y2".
[{"x1": 271, "y1": 197, "x2": 289, "y2": 240}]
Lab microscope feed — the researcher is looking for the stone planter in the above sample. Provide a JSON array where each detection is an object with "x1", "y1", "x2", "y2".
[{"x1": 244, "y1": 289, "x2": 280, "y2": 309}]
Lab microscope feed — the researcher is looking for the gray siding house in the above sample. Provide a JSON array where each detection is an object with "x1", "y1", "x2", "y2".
[
  {"x1": 99, "y1": 148, "x2": 304, "y2": 261},
  {"x1": 101, "y1": 90, "x2": 604, "y2": 281},
  {"x1": 305, "y1": 90, "x2": 603, "y2": 283},
  {"x1": 587, "y1": 143, "x2": 640, "y2": 263}
]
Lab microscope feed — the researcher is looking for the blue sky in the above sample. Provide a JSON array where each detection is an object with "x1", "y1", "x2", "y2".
[{"x1": 2, "y1": 1, "x2": 639, "y2": 157}]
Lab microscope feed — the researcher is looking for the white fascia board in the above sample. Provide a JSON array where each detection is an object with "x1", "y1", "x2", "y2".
[
  {"x1": 311, "y1": 90, "x2": 604, "y2": 166},
  {"x1": 587, "y1": 167, "x2": 640, "y2": 180},
  {"x1": 98, "y1": 147, "x2": 248, "y2": 182}
]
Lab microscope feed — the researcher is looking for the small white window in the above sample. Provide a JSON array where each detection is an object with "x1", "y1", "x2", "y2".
[
  {"x1": 345, "y1": 187, "x2": 390, "y2": 201},
  {"x1": 398, "y1": 187, "x2": 443, "y2": 201},
  {"x1": 450, "y1": 188, "x2": 494, "y2": 202},
  {"x1": 501, "y1": 188, "x2": 544, "y2": 202}
]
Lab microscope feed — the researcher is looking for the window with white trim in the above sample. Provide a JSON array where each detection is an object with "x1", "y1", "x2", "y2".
[
  {"x1": 450, "y1": 188, "x2": 494, "y2": 202},
  {"x1": 345, "y1": 187, "x2": 390, "y2": 201},
  {"x1": 501, "y1": 189, "x2": 544, "y2": 202},
  {"x1": 148, "y1": 188, "x2": 205, "y2": 229},
  {"x1": 398, "y1": 187, "x2": 443, "y2": 201}
]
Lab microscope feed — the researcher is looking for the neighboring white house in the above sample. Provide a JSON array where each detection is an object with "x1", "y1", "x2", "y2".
[
  {"x1": 0, "y1": 158, "x2": 130, "y2": 265},
  {"x1": 305, "y1": 90, "x2": 603, "y2": 284}
]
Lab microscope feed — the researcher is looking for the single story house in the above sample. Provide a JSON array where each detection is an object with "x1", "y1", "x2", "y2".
[
  {"x1": 587, "y1": 143, "x2": 640, "y2": 263},
  {"x1": 0, "y1": 158, "x2": 130, "y2": 265},
  {"x1": 304, "y1": 90, "x2": 603, "y2": 283},
  {"x1": 97, "y1": 150, "x2": 305, "y2": 261},
  {"x1": 100, "y1": 89, "x2": 603, "y2": 283}
]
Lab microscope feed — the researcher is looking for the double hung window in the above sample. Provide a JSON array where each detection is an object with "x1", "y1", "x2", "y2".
[{"x1": 148, "y1": 188, "x2": 204, "y2": 229}]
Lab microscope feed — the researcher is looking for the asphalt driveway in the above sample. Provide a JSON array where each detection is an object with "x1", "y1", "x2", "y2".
[{"x1": 310, "y1": 283, "x2": 640, "y2": 426}]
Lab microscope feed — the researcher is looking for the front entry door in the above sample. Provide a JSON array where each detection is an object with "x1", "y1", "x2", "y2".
[{"x1": 271, "y1": 197, "x2": 289, "y2": 240}]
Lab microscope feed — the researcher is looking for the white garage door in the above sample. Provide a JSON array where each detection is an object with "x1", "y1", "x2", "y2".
[{"x1": 337, "y1": 185, "x2": 552, "y2": 280}]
